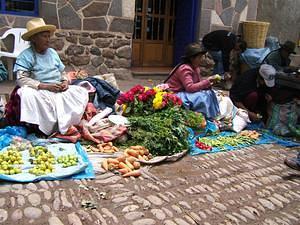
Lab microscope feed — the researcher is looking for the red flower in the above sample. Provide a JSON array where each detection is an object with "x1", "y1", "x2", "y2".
[
  {"x1": 145, "y1": 89, "x2": 156, "y2": 97},
  {"x1": 138, "y1": 93, "x2": 148, "y2": 102},
  {"x1": 130, "y1": 85, "x2": 145, "y2": 95}
]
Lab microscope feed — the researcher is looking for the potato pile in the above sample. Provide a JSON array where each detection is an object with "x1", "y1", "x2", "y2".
[
  {"x1": 239, "y1": 130, "x2": 261, "y2": 139},
  {"x1": 101, "y1": 145, "x2": 152, "y2": 177},
  {"x1": 86, "y1": 142, "x2": 119, "y2": 153}
]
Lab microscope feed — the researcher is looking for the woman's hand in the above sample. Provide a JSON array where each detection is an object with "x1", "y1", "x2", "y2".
[
  {"x1": 38, "y1": 83, "x2": 63, "y2": 92},
  {"x1": 248, "y1": 111, "x2": 262, "y2": 122},
  {"x1": 207, "y1": 75, "x2": 220, "y2": 85},
  {"x1": 60, "y1": 80, "x2": 69, "y2": 92}
]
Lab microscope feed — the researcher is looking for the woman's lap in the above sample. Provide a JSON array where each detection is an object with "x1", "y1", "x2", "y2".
[
  {"x1": 176, "y1": 90, "x2": 220, "y2": 119},
  {"x1": 16, "y1": 85, "x2": 88, "y2": 135}
]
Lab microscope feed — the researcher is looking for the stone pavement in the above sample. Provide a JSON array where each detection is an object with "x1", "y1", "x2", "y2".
[{"x1": 0, "y1": 144, "x2": 300, "y2": 224}]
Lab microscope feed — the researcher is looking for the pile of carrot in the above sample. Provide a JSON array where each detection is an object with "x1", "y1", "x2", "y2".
[
  {"x1": 86, "y1": 142, "x2": 119, "y2": 153},
  {"x1": 101, "y1": 145, "x2": 152, "y2": 177}
]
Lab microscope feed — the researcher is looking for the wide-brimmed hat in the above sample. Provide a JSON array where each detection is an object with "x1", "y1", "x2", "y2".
[
  {"x1": 182, "y1": 43, "x2": 207, "y2": 60},
  {"x1": 259, "y1": 64, "x2": 276, "y2": 87},
  {"x1": 22, "y1": 18, "x2": 56, "y2": 41},
  {"x1": 280, "y1": 40, "x2": 296, "y2": 54}
]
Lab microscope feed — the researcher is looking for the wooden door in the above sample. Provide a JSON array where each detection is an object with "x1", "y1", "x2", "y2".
[{"x1": 132, "y1": 0, "x2": 176, "y2": 67}]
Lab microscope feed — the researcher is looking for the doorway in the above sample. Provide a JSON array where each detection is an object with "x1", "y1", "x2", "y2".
[{"x1": 132, "y1": 0, "x2": 176, "y2": 67}]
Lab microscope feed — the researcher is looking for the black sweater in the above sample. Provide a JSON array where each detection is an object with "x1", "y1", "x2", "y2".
[{"x1": 202, "y1": 30, "x2": 237, "y2": 72}]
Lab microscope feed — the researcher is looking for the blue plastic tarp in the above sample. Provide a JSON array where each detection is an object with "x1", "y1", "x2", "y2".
[
  {"x1": 0, "y1": 142, "x2": 94, "y2": 182},
  {"x1": 189, "y1": 122, "x2": 300, "y2": 155}
]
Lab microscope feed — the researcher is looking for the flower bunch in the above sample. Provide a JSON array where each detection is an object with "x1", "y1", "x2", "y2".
[{"x1": 117, "y1": 85, "x2": 182, "y2": 115}]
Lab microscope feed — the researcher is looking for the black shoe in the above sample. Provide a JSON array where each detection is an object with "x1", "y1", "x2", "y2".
[{"x1": 284, "y1": 158, "x2": 300, "y2": 171}]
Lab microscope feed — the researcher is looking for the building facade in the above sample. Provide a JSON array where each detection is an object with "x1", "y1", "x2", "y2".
[{"x1": 0, "y1": 0, "x2": 258, "y2": 79}]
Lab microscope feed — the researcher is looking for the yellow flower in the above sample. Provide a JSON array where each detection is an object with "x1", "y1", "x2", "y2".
[
  {"x1": 122, "y1": 104, "x2": 127, "y2": 112},
  {"x1": 153, "y1": 93, "x2": 164, "y2": 110}
]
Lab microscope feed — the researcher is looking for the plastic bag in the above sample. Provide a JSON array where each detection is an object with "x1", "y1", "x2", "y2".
[
  {"x1": 0, "y1": 126, "x2": 27, "y2": 150},
  {"x1": 232, "y1": 109, "x2": 250, "y2": 133}
]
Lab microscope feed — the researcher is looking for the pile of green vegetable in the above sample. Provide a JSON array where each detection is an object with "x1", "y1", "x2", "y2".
[
  {"x1": 126, "y1": 107, "x2": 190, "y2": 156},
  {"x1": 198, "y1": 134, "x2": 257, "y2": 150}
]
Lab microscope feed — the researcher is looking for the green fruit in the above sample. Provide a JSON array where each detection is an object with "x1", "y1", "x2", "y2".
[{"x1": 215, "y1": 74, "x2": 222, "y2": 82}]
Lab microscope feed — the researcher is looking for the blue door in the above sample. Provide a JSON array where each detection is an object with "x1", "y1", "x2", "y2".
[{"x1": 173, "y1": 0, "x2": 200, "y2": 65}]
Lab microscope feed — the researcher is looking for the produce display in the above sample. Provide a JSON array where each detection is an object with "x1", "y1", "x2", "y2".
[
  {"x1": 195, "y1": 141, "x2": 212, "y2": 151},
  {"x1": 101, "y1": 145, "x2": 152, "y2": 177},
  {"x1": 127, "y1": 107, "x2": 189, "y2": 156},
  {"x1": 239, "y1": 130, "x2": 261, "y2": 139},
  {"x1": 0, "y1": 149, "x2": 23, "y2": 175},
  {"x1": 196, "y1": 131, "x2": 261, "y2": 150},
  {"x1": 85, "y1": 142, "x2": 119, "y2": 153},
  {"x1": 0, "y1": 141, "x2": 84, "y2": 179},
  {"x1": 57, "y1": 154, "x2": 79, "y2": 168},
  {"x1": 29, "y1": 146, "x2": 56, "y2": 176}
]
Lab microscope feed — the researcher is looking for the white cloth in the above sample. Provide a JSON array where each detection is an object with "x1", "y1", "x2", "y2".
[{"x1": 17, "y1": 85, "x2": 88, "y2": 135}]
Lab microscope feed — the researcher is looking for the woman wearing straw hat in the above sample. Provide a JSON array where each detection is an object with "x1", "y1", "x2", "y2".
[
  {"x1": 6, "y1": 18, "x2": 88, "y2": 135},
  {"x1": 165, "y1": 43, "x2": 220, "y2": 119}
]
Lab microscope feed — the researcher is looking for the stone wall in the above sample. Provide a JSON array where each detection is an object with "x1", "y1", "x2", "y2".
[
  {"x1": 0, "y1": 0, "x2": 135, "y2": 79},
  {"x1": 198, "y1": 0, "x2": 258, "y2": 39},
  {"x1": 257, "y1": 0, "x2": 300, "y2": 50}
]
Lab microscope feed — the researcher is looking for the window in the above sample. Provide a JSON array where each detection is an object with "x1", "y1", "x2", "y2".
[{"x1": 0, "y1": 0, "x2": 39, "y2": 16}]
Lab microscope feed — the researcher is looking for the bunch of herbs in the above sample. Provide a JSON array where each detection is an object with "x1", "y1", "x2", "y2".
[{"x1": 126, "y1": 107, "x2": 189, "y2": 156}]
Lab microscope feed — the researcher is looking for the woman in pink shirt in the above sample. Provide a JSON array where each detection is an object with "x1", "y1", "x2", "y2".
[{"x1": 165, "y1": 43, "x2": 220, "y2": 119}]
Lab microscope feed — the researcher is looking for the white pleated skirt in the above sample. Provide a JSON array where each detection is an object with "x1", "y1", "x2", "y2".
[{"x1": 17, "y1": 85, "x2": 89, "y2": 135}]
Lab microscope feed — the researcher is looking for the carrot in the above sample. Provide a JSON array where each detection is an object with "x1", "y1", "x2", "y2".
[
  {"x1": 127, "y1": 149, "x2": 139, "y2": 158},
  {"x1": 143, "y1": 149, "x2": 149, "y2": 155},
  {"x1": 124, "y1": 149, "x2": 130, "y2": 157},
  {"x1": 118, "y1": 162, "x2": 132, "y2": 171},
  {"x1": 138, "y1": 149, "x2": 145, "y2": 156},
  {"x1": 133, "y1": 161, "x2": 141, "y2": 169},
  {"x1": 125, "y1": 159, "x2": 135, "y2": 170},
  {"x1": 127, "y1": 156, "x2": 137, "y2": 164},
  {"x1": 102, "y1": 159, "x2": 108, "y2": 171},
  {"x1": 118, "y1": 168, "x2": 129, "y2": 175},
  {"x1": 107, "y1": 158, "x2": 119, "y2": 164},
  {"x1": 112, "y1": 146, "x2": 119, "y2": 152},
  {"x1": 117, "y1": 155, "x2": 126, "y2": 163},
  {"x1": 108, "y1": 163, "x2": 117, "y2": 170},
  {"x1": 122, "y1": 170, "x2": 141, "y2": 178},
  {"x1": 138, "y1": 155, "x2": 144, "y2": 160},
  {"x1": 130, "y1": 146, "x2": 143, "y2": 150},
  {"x1": 143, "y1": 155, "x2": 149, "y2": 161}
]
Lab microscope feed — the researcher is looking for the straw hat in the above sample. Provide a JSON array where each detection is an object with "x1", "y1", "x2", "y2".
[
  {"x1": 182, "y1": 43, "x2": 207, "y2": 60},
  {"x1": 22, "y1": 18, "x2": 56, "y2": 41}
]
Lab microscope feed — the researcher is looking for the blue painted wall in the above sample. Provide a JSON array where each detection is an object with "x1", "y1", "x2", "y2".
[{"x1": 173, "y1": 0, "x2": 200, "y2": 65}]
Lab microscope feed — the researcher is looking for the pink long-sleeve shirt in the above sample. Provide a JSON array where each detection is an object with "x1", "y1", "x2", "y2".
[{"x1": 166, "y1": 64, "x2": 211, "y2": 93}]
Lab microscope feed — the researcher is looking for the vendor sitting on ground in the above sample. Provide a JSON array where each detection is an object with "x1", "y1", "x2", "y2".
[
  {"x1": 165, "y1": 43, "x2": 220, "y2": 119},
  {"x1": 229, "y1": 64, "x2": 277, "y2": 122},
  {"x1": 260, "y1": 40, "x2": 299, "y2": 105},
  {"x1": 262, "y1": 40, "x2": 297, "y2": 73},
  {"x1": 5, "y1": 18, "x2": 88, "y2": 135}
]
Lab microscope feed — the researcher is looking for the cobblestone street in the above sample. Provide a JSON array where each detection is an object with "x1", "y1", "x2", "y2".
[{"x1": 0, "y1": 144, "x2": 300, "y2": 225}]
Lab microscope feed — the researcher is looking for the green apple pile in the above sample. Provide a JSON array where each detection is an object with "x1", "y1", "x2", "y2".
[
  {"x1": 29, "y1": 146, "x2": 55, "y2": 176},
  {"x1": 57, "y1": 154, "x2": 78, "y2": 168},
  {"x1": 0, "y1": 149, "x2": 23, "y2": 175}
]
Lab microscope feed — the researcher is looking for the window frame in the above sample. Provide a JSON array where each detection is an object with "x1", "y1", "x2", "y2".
[{"x1": 0, "y1": 0, "x2": 39, "y2": 16}]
